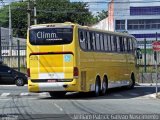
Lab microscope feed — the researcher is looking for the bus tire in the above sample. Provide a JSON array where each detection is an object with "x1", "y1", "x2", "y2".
[
  {"x1": 49, "y1": 91, "x2": 66, "y2": 98},
  {"x1": 101, "y1": 76, "x2": 108, "y2": 96},
  {"x1": 127, "y1": 73, "x2": 135, "y2": 89},
  {"x1": 94, "y1": 77, "x2": 101, "y2": 97}
]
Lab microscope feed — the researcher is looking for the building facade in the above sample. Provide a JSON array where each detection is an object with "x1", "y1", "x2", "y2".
[
  {"x1": 109, "y1": 0, "x2": 160, "y2": 46},
  {"x1": 93, "y1": 0, "x2": 160, "y2": 47}
]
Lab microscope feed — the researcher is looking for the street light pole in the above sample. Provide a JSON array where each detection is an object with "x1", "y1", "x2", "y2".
[
  {"x1": 9, "y1": 5, "x2": 13, "y2": 67},
  {"x1": 34, "y1": 0, "x2": 37, "y2": 25}
]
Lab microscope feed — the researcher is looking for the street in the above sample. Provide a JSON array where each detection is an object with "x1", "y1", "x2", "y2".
[{"x1": 0, "y1": 85, "x2": 160, "y2": 120}]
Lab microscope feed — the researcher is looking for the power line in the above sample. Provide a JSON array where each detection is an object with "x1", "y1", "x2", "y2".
[{"x1": 2, "y1": 0, "x2": 160, "y2": 4}]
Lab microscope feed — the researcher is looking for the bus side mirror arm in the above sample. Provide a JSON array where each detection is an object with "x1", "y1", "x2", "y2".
[{"x1": 136, "y1": 48, "x2": 142, "y2": 59}]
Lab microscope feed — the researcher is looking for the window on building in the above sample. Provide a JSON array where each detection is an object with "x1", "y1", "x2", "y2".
[
  {"x1": 115, "y1": 20, "x2": 125, "y2": 30},
  {"x1": 130, "y1": 6, "x2": 160, "y2": 16},
  {"x1": 128, "y1": 19, "x2": 160, "y2": 30}
]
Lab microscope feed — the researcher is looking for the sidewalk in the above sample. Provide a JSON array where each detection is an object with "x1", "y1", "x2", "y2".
[{"x1": 136, "y1": 82, "x2": 160, "y2": 99}]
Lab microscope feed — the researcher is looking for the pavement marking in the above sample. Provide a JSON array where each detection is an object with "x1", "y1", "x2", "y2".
[
  {"x1": 0, "y1": 98, "x2": 10, "y2": 101},
  {"x1": 20, "y1": 93, "x2": 29, "y2": 96},
  {"x1": 112, "y1": 94, "x2": 123, "y2": 97},
  {"x1": 1, "y1": 93, "x2": 10, "y2": 97},
  {"x1": 39, "y1": 92, "x2": 49, "y2": 96},
  {"x1": 54, "y1": 103, "x2": 63, "y2": 111}
]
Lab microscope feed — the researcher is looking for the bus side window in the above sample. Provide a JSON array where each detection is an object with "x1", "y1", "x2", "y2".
[
  {"x1": 117, "y1": 36, "x2": 120, "y2": 52},
  {"x1": 79, "y1": 30, "x2": 86, "y2": 50},
  {"x1": 124, "y1": 37, "x2": 127, "y2": 52},
  {"x1": 104, "y1": 34, "x2": 108, "y2": 51},
  {"x1": 84, "y1": 31, "x2": 88, "y2": 50},
  {"x1": 119, "y1": 37, "x2": 124, "y2": 52},
  {"x1": 132, "y1": 38, "x2": 135, "y2": 51},
  {"x1": 110, "y1": 36, "x2": 114, "y2": 51},
  {"x1": 130, "y1": 38, "x2": 133, "y2": 51},
  {"x1": 92, "y1": 33, "x2": 96, "y2": 50},
  {"x1": 100, "y1": 34, "x2": 104, "y2": 51},
  {"x1": 96, "y1": 33, "x2": 100, "y2": 51},
  {"x1": 114, "y1": 36, "x2": 117, "y2": 52},
  {"x1": 108, "y1": 35, "x2": 111, "y2": 51},
  {"x1": 89, "y1": 32, "x2": 93, "y2": 50},
  {"x1": 127, "y1": 38, "x2": 131, "y2": 52},
  {"x1": 86, "y1": 31, "x2": 91, "y2": 50}
]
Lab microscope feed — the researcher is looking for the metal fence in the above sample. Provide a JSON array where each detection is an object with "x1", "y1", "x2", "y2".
[
  {"x1": 0, "y1": 40, "x2": 26, "y2": 73},
  {"x1": 0, "y1": 38, "x2": 159, "y2": 83},
  {"x1": 137, "y1": 38, "x2": 160, "y2": 83}
]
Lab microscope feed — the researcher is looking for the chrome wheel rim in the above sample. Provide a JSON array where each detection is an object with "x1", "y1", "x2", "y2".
[
  {"x1": 95, "y1": 82, "x2": 99, "y2": 94},
  {"x1": 102, "y1": 81, "x2": 107, "y2": 93},
  {"x1": 16, "y1": 78, "x2": 23, "y2": 86}
]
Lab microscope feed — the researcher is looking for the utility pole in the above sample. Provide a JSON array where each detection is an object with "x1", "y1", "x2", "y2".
[
  {"x1": 155, "y1": 32, "x2": 158, "y2": 98},
  {"x1": 27, "y1": 0, "x2": 31, "y2": 28},
  {"x1": 144, "y1": 38, "x2": 147, "y2": 72},
  {"x1": 9, "y1": 5, "x2": 12, "y2": 61},
  {"x1": 0, "y1": 0, "x2": 5, "y2": 62},
  {"x1": 34, "y1": 0, "x2": 37, "y2": 24}
]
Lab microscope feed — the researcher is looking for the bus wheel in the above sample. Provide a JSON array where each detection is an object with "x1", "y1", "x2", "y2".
[
  {"x1": 101, "y1": 77, "x2": 108, "y2": 96},
  {"x1": 94, "y1": 78, "x2": 101, "y2": 97},
  {"x1": 49, "y1": 91, "x2": 66, "y2": 98},
  {"x1": 128, "y1": 74, "x2": 135, "y2": 89}
]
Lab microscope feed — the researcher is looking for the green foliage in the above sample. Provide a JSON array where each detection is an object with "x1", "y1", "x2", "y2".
[
  {"x1": 0, "y1": 0, "x2": 97, "y2": 38},
  {"x1": 95, "y1": 10, "x2": 108, "y2": 22},
  {"x1": 0, "y1": 2, "x2": 28, "y2": 37}
]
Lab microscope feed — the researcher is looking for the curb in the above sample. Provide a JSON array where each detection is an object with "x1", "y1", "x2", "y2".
[{"x1": 136, "y1": 83, "x2": 160, "y2": 86}]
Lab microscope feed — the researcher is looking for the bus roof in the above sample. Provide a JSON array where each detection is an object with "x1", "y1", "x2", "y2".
[{"x1": 29, "y1": 22, "x2": 135, "y2": 39}]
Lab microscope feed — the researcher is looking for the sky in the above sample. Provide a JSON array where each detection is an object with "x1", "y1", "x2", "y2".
[
  {"x1": 0, "y1": 0, "x2": 109, "y2": 14},
  {"x1": 1, "y1": 0, "x2": 160, "y2": 13},
  {"x1": 70, "y1": 0, "x2": 109, "y2": 13}
]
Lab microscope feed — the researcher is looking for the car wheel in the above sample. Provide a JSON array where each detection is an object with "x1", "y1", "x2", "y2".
[{"x1": 15, "y1": 78, "x2": 25, "y2": 86}]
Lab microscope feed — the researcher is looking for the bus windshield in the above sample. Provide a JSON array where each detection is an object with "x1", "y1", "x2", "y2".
[{"x1": 29, "y1": 28, "x2": 73, "y2": 45}]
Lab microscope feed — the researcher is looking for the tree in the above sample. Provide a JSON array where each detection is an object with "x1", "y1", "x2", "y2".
[
  {"x1": 0, "y1": 0, "x2": 96, "y2": 38},
  {"x1": 0, "y1": 2, "x2": 29, "y2": 37},
  {"x1": 95, "y1": 10, "x2": 108, "y2": 22}
]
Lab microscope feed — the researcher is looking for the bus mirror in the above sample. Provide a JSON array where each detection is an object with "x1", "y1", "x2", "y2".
[{"x1": 136, "y1": 48, "x2": 142, "y2": 59}]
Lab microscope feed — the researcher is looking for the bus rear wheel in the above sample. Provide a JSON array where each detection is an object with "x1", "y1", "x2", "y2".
[
  {"x1": 101, "y1": 77, "x2": 108, "y2": 96},
  {"x1": 93, "y1": 78, "x2": 101, "y2": 97},
  {"x1": 49, "y1": 91, "x2": 66, "y2": 98}
]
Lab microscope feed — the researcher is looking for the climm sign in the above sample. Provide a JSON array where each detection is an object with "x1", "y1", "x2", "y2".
[{"x1": 152, "y1": 41, "x2": 160, "y2": 51}]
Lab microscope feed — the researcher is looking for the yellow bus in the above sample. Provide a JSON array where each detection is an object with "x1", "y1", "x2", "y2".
[{"x1": 27, "y1": 22, "x2": 138, "y2": 97}]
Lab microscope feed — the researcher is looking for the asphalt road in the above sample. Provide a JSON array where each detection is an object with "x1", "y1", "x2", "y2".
[{"x1": 0, "y1": 85, "x2": 160, "y2": 120}]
